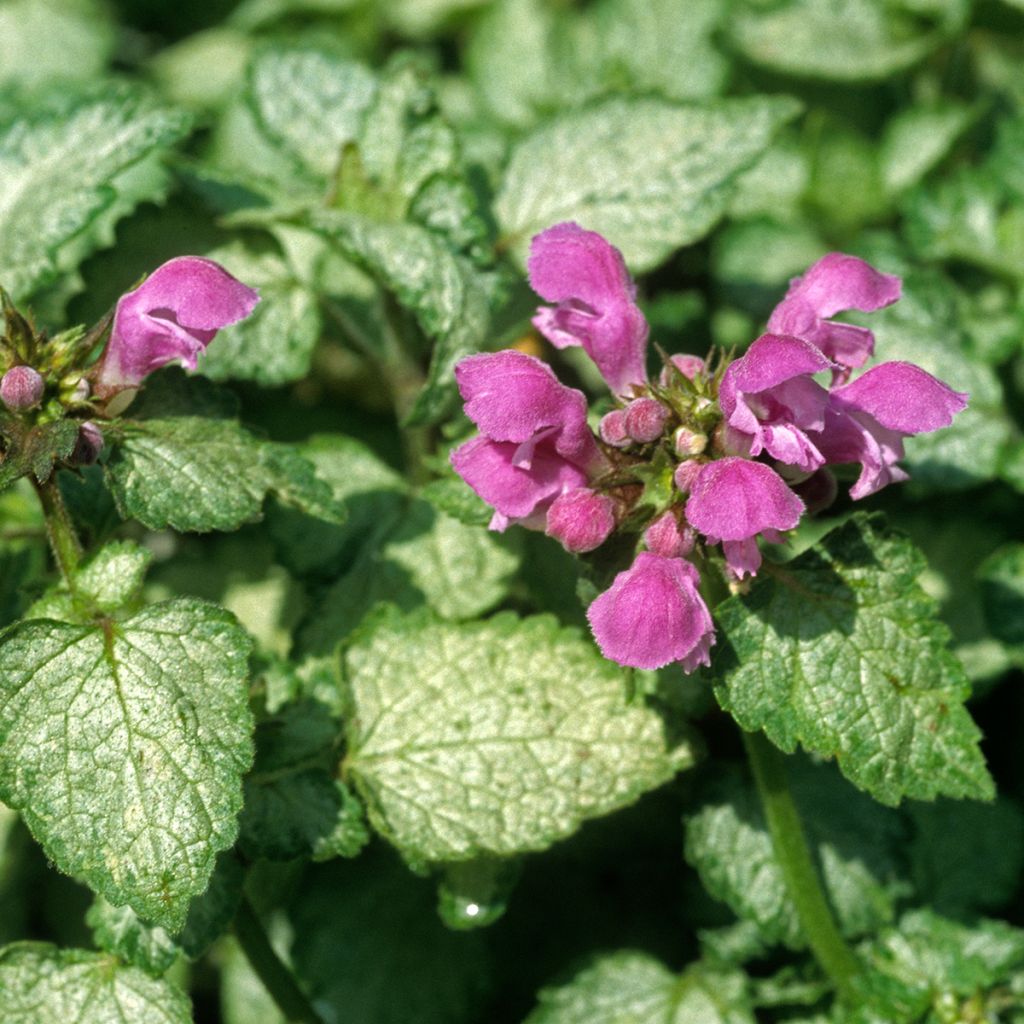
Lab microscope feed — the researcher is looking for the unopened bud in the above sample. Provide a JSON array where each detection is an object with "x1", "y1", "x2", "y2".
[
  {"x1": 658, "y1": 353, "x2": 705, "y2": 386},
  {"x1": 70, "y1": 421, "x2": 104, "y2": 466},
  {"x1": 673, "y1": 426, "x2": 707, "y2": 457},
  {"x1": 673, "y1": 460, "x2": 703, "y2": 495},
  {"x1": 599, "y1": 409, "x2": 630, "y2": 448},
  {"x1": 643, "y1": 511, "x2": 695, "y2": 559},
  {"x1": 0, "y1": 366, "x2": 44, "y2": 410},
  {"x1": 623, "y1": 398, "x2": 669, "y2": 444},
  {"x1": 545, "y1": 488, "x2": 615, "y2": 553}
]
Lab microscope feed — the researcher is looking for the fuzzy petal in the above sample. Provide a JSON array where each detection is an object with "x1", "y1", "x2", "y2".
[
  {"x1": 546, "y1": 488, "x2": 616, "y2": 553},
  {"x1": 97, "y1": 256, "x2": 259, "y2": 392},
  {"x1": 587, "y1": 553, "x2": 714, "y2": 671},
  {"x1": 528, "y1": 222, "x2": 648, "y2": 396},
  {"x1": 685, "y1": 458, "x2": 804, "y2": 543},
  {"x1": 830, "y1": 361, "x2": 968, "y2": 434}
]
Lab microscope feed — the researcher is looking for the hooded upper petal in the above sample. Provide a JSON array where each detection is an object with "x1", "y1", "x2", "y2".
[
  {"x1": 587, "y1": 553, "x2": 714, "y2": 671},
  {"x1": 454, "y1": 350, "x2": 600, "y2": 467},
  {"x1": 96, "y1": 256, "x2": 259, "y2": 392},
  {"x1": 528, "y1": 222, "x2": 648, "y2": 397},
  {"x1": 767, "y1": 253, "x2": 902, "y2": 370}
]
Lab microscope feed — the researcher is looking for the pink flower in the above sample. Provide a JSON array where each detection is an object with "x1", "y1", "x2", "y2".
[
  {"x1": 767, "y1": 253, "x2": 901, "y2": 375},
  {"x1": 718, "y1": 333, "x2": 833, "y2": 473},
  {"x1": 94, "y1": 256, "x2": 259, "y2": 396},
  {"x1": 451, "y1": 350, "x2": 604, "y2": 531},
  {"x1": 685, "y1": 457, "x2": 804, "y2": 578},
  {"x1": 644, "y1": 511, "x2": 694, "y2": 559},
  {"x1": 587, "y1": 553, "x2": 714, "y2": 671},
  {"x1": 812, "y1": 362, "x2": 969, "y2": 499},
  {"x1": 528, "y1": 223, "x2": 649, "y2": 397},
  {"x1": 546, "y1": 488, "x2": 616, "y2": 553},
  {"x1": 0, "y1": 366, "x2": 44, "y2": 410}
]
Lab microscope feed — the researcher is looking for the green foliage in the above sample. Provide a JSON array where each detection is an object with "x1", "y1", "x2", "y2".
[
  {"x1": 343, "y1": 608, "x2": 691, "y2": 863},
  {"x1": 0, "y1": 942, "x2": 192, "y2": 1022},
  {"x1": 495, "y1": 95, "x2": 801, "y2": 272},
  {"x1": 713, "y1": 515, "x2": 992, "y2": 806},
  {"x1": 0, "y1": 88, "x2": 190, "y2": 300},
  {"x1": 523, "y1": 952, "x2": 755, "y2": 1024},
  {"x1": 0, "y1": 599, "x2": 253, "y2": 929}
]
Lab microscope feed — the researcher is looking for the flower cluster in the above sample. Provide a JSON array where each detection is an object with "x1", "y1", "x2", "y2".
[{"x1": 452, "y1": 223, "x2": 967, "y2": 673}]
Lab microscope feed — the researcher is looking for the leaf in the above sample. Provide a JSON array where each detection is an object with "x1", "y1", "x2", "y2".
[
  {"x1": 245, "y1": 45, "x2": 377, "y2": 186},
  {"x1": 712, "y1": 514, "x2": 993, "y2": 806},
  {"x1": 238, "y1": 700, "x2": 370, "y2": 861},
  {"x1": 418, "y1": 476, "x2": 492, "y2": 527},
  {"x1": 494, "y1": 95, "x2": 801, "y2": 272},
  {"x1": 0, "y1": 419, "x2": 79, "y2": 490},
  {"x1": 198, "y1": 242, "x2": 322, "y2": 385},
  {"x1": 291, "y1": 850, "x2": 491, "y2": 1024},
  {"x1": 105, "y1": 415, "x2": 345, "y2": 533},
  {"x1": 296, "y1": 497, "x2": 520, "y2": 655},
  {"x1": 853, "y1": 912, "x2": 1024, "y2": 1022},
  {"x1": 0, "y1": 942, "x2": 191, "y2": 1023},
  {"x1": 524, "y1": 952, "x2": 755, "y2": 1024},
  {"x1": 266, "y1": 434, "x2": 406, "y2": 580},
  {"x1": 0, "y1": 88, "x2": 191, "y2": 300},
  {"x1": 727, "y1": 0, "x2": 967, "y2": 82},
  {"x1": 879, "y1": 102, "x2": 975, "y2": 197},
  {"x1": 0, "y1": 598, "x2": 254, "y2": 929},
  {"x1": 306, "y1": 210, "x2": 494, "y2": 426},
  {"x1": 27, "y1": 540, "x2": 152, "y2": 622},
  {"x1": 343, "y1": 608, "x2": 689, "y2": 863},
  {"x1": 684, "y1": 760, "x2": 908, "y2": 949},
  {"x1": 0, "y1": 0, "x2": 115, "y2": 90},
  {"x1": 979, "y1": 544, "x2": 1024, "y2": 647}
]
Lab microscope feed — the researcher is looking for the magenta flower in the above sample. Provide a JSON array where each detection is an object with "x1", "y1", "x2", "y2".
[
  {"x1": 451, "y1": 350, "x2": 604, "y2": 532},
  {"x1": 644, "y1": 511, "x2": 694, "y2": 559},
  {"x1": 528, "y1": 223, "x2": 649, "y2": 397},
  {"x1": 546, "y1": 488, "x2": 616, "y2": 553},
  {"x1": 587, "y1": 553, "x2": 714, "y2": 671},
  {"x1": 718, "y1": 333, "x2": 833, "y2": 473},
  {"x1": 685, "y1": 458, "x2": 804, "y2": 578},
  {"x1": 767, "y1": 253, "x2": 901, "y2": 375},
  {"x1": 94, "y1": 257, "x2": 259, "y2": 396},
  {"x1": 812, "y1": 362, "x2": 969, "y2": 499}
]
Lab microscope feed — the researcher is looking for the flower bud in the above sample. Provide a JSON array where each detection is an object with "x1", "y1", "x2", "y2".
[
  {"x1": 623, "y1": 398, "x2": 669, "y2": 443},
  {"x1": 599, "y1": 409, "x2": 630, "y2": 448},
  {"x1": 0, "y1": 366, "x2": 44, "y2": 410},
  {"x1": 545, "y1": 488, "x2": 615, "y2": 553},
  {"x1": 673, "y1": 460, "x2": 703, "y2": 495},
  {"x1": 70, "y1": 421, "x2": 104, "y2": 466},
  {"x1": 673, "y1": 426, "x2": 707, "y2": 457},
  {"x1": 659, "y1": 353, "x2": 705, "y2": 386},
  {"x1": 644, "y1": 511, "x2": 695, "y2": 558}
]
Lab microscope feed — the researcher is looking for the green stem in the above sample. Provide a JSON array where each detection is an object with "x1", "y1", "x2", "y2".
[
  {"x1": 33, "y1": 477, "x2": 81, "y2": 585},
  {"x1": 741, "y1": 729, "x2": 861, "y2": 1001},
  {"x1": 233, "y1": 897, "x2": 325, "y2": 1024}
]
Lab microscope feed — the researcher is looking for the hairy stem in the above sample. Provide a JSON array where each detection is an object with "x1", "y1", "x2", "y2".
[
  {"x1": 33, "y1": 477, "x2": 81, "y2": 585},
  {"x1": 741, "y1": 729, "x2": 861, "y2": 1001},
  {"x1": 234, "y1": 897, "x2": 325, "y2": 1024}
]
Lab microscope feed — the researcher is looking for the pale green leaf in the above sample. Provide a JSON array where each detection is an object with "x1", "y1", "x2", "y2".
[
  {"x1": 0, "y1": 0, "x2": 115, "y2": 90},
  {"x1": 0, "y1": 943, "x2": 191, "y2": 1023},
  {"x1": 86, "y1": 899, "x2": 180, "y2": 977},
  {"x1": 684, "y1": 761, "x2": 908, "y2": 949},
  {"x1": 712, "y1": 514, "x2": 993, "y2": 806},
  {"x1": 524, "y1": 952, "x2": 755, "y2": 1024},
  {"x1": 728, "y1": 0, "x2": 967, "y2": 82},
  {"x1": 344, "y1": 609, "x2": 689, "y2": 863},
  {"x1": 0, "y1": 88, "x2": 191, "y2": 300},
  {"x1": 0, "y1": 599, "x2": 253, "y2": 929},
  {"x1": 879, "y1": 102, "x2": 975, "y2": 196},
  {"x1": 495, "y1": 95, "x2": 801, "y2": 272},
  {"x1": 979, "y1": 544, "x2": 1024, "y2": 648}
]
